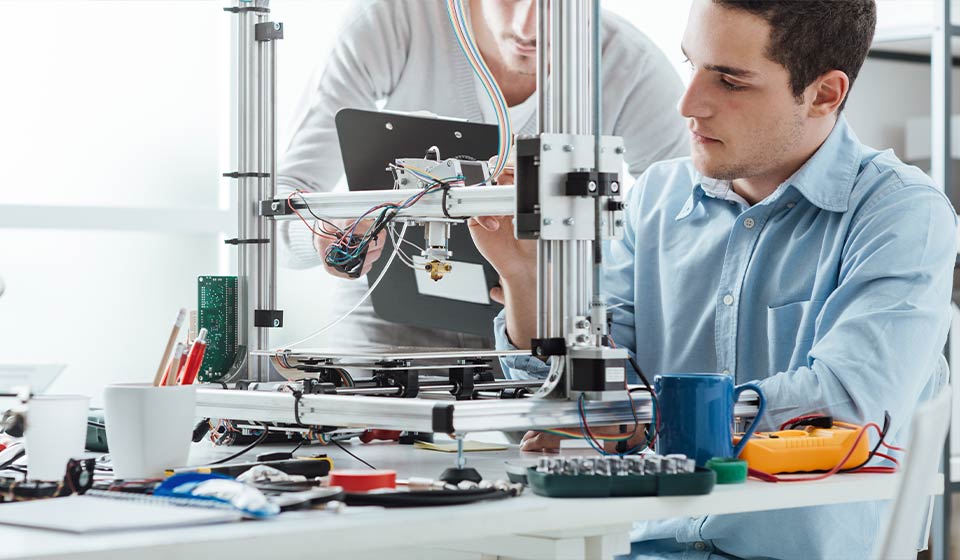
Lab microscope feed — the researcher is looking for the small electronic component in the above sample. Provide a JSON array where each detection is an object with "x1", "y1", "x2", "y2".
[{"x1": 197, "y1": 276, "x2": 240, "y2": 382}]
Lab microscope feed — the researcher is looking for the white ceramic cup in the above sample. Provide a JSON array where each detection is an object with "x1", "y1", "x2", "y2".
[
  {"x1": 24, "y1": 395, "x2": 90, "y2": 481},
  {"x1": 103, "y1": 383, "x2": 196, "y2": 479}
]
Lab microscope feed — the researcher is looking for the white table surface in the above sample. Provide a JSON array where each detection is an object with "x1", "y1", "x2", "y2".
[{"x1": 0, "y1": 437, "x2": 941, "y2": 560}]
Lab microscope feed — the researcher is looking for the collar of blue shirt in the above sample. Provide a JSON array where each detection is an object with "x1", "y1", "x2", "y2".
[{"x1": 686, "y1": 115, "x2": 863, "y2": 215}]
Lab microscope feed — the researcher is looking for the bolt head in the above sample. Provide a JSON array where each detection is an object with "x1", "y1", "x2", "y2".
[
  {"x1": 611, "y1": 182, "x2": 620, "y2": 193},
  {"x1": 273, "y1": 23, "x2": 281, "y2": 30},
  {"x1": 588, "y1": 181, "x2": 597, "y2": 192},
  {"x1": 575, "y1": 335, "x2": 588, "y2": 344},
  {"x1": 543, "y1": 144, "x2": 552, "y2": 151},
  {"x1": 271, "y1": 201, "x2": 279, "y2": 210},
  {"x1": 563, "y1": 218, "x2": 575, "y2": 226},
  {"x1": 615, "y1": 219, "x2": 624, "y2": 227},
  {"x1": 562, "y1": 145, "x2": 574, "y2": 152},
  {"x1": 614, "y1": 146, "x2": 625, "y2": 154},
  {"x1": 543, "y1": 218, "x2": 553, "y2": 225}
]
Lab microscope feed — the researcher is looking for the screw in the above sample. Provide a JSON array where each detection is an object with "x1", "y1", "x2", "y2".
[
  {"x1": 455, "y1": 131, "x2": 463, "y2": 139},
  {"x1": 543, "y1": 144, "x2": 552, "y2": 151},
  {"x1": 576, "y1": 320, "x2": 590, "y2": 329},
  {"x1": 271, "y1": 201, "x2": 280, "y2": 211},
  {"x1": 273, "y1": 319, "x2": 280, "y2": 327},
  {"x1": 563, "y1": 218, "x2": 575, "y2": 226},
  {"x1": 562, "y1": 145, "x2": 574, "y2": 152},
  {"x1": 543, "y1": 218, "x2": 553, "y2": 225},
  {"x1": 615, "y1": 146, "x2": 625, "y2": 155},
  {"x1": 611, "y1": 182, "x2": 620, "y2": 193},
  {"x1": 576, "y1": 335, "x2": 588, "y2": 344},
  {"x1": 536, "y1": 347, "x2": 544, "y2": 356},
  {"x1": 400, "y1": 178, "x2": 409, "y2": 185},
  {"x1": 588, "y1": 181, "x2": 597, "y2": 192},
  {"x1": 273, "y1": 23, "x2": 281, "y2": 30},
  {"x1": 615, "y1": 219, "x2": 624, "y2": 227},
  {"x1": 385, "y1": 122, "x2": 394, "y2": 130}
]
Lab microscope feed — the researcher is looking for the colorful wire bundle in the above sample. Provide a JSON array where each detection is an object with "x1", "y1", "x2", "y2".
[
  {"x1": 445, "y1": 0, "x2": 512, "y2": 179},
  {"x1": 286, "y1": 168, "x2": 464, "y2": 276}
]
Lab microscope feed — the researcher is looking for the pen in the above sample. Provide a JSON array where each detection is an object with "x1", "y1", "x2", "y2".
[
  {"x1": 161, "y1": 342, "x2": 185, "y2": 387},
  {"x1": 179, "y1": 328, "x2": 208, "y2": 385},
  {"x1": 152, "y1": 308, "x2": 187, "y2": 387},
  {"x1": 158, "y1": 342, "x2": 183, "y2": 387}
]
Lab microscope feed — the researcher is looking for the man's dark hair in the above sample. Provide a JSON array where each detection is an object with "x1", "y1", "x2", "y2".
[{"x1": 713, "y1": 0, "x2": 876, "y2": 111}]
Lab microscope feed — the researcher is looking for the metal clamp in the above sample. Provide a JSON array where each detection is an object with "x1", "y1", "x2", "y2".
[
  {"x1": 255, "y1": 22, "x2": 284, "y2": 42},
  {"x1": 223, "y1": 6, "x2": 270, "y2": 14},
  {"x1": 532, "y1": 337, "x2": 567, "y2": 358},
  {"x1": 254, "y1": 309, "x2": 284, "y2": 328},
  {"x1": 223, "y1": 171, "x2": 270, "y2": 179},
  {"x1": 224, "y1": 238, "x2": 270, "y2": 245}
]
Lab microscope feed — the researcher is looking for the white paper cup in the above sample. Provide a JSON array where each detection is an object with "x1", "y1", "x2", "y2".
[
  {"x1": 24, "y1": 395, "x2": 90, "y2": 481},
  {"x1": 103, "y1": 383, "x2": 196, "y2": 480}
]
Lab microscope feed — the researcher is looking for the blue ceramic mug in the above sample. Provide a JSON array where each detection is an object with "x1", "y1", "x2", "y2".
[{"x1": 654, "y1": 373, "x2": 766, "y2": 466}]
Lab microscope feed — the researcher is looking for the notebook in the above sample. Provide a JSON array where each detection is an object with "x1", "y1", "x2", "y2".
[{"x1": 0, "y1": 495, "x2": 242, "y2": 533}]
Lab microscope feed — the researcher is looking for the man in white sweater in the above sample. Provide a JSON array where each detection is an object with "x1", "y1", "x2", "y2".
[{"x1": 278, "y1": 0, "x2": 687, "y2": 351}]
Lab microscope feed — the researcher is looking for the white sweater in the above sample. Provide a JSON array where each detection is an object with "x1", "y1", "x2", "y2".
[{"x1": 277, "y1": 0, "x2": 688, "y2": 348}]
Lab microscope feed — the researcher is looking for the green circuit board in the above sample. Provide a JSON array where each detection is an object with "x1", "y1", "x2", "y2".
[{"x1": 197, "y1": 276, "x2": 238, "y2": 383}]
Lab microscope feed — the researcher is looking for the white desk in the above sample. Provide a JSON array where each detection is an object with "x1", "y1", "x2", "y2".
[{"x1": 0, "y1": 440, "x2": 942, "y2": 560}]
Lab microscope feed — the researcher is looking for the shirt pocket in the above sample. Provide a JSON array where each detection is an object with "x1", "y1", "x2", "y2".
[{"x1": 766, "y1": 299, "x2": 822, "y2": 373}]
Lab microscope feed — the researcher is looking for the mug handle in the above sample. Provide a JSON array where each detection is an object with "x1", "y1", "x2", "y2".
[{"x1": 731, "y1": 382, "x2": 766, "y2": 458}]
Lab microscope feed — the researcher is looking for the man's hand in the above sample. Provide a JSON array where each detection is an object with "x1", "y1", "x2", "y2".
[
  {"x1": 468, "y1": 216, "x2": 536, "y2": 281},
  {"x1": 314, "y1": 219, "x2": 387, "y2": 279},
  {"x1": 519, "y1": 425, "x2": 647, "y2": 453}
]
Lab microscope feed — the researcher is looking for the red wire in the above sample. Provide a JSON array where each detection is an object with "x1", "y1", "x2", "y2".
[
  {"x1": 578, "y1": 395, "x2": 611, "y2": 451},
  {"x1": 750, "y1": 422, "x2": 888, "y2": 483},
  {"x1": 287, "y1": 190, "x2": 338, "y2": 240},
  {"x1": 882, "y1": 441, "x2": 905, "y2": 452},
  {"x1": 608, "y1": 337, "x2": 660, "y2": 450},
  {"x1": 873, "y1": 451, "x2": 900, "y2": 466},
  {"x1": 779, "y1": 414, "x2": 823, "y2": 431}
]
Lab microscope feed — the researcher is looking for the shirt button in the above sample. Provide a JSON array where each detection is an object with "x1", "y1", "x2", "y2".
[
  {"x1": 722, "y1": 294, "x2": 734, "y2": 306},
  {"x1": 722, "y1": 369, "x2": 731, "y2": 375},
  {"x1": 694, "y1": 542, "x2": 706, "y2": 550},
  {"x1": 786, "y1": 202, "x2": 796, "y2": 209},
  {"x1": 743, "y1": 217, "x2": 755, "y2": 229}
]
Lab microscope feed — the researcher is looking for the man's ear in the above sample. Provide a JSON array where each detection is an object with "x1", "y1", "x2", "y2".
[{"x1": 808, "y1": 70, "x2": 849, "y2": 118}]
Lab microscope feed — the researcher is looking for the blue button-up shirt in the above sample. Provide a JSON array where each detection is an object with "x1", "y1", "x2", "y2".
[{"x1": 496, "y1": 117, "x2": 957, "y2": 559}]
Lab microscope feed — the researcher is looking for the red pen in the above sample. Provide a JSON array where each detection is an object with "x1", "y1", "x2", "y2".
[{"x1": 179, "y1": 328, "x2": 207, "y2": 385}]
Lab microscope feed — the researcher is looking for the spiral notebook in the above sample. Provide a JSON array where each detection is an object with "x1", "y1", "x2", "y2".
[{"x1": 0, "y1": 495, "x2": 242, "y2": 533}]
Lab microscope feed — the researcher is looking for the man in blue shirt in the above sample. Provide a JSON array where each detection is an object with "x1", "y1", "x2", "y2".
[{"x1": 471, "y1": 0, "x2": 958, "y2": 557}]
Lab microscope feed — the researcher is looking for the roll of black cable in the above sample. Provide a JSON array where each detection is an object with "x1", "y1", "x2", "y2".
[{"x1": 343, "y1": 488, "x2": 510, "y2": 508}]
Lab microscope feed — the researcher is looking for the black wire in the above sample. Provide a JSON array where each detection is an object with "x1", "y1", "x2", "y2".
[
  {"x1": 627, "y1": 356, "x2": 660, "y2": 444},
  {"x1": 290, "y1": 440, "x2": 304, "y2": 455},
  {"x1": 0, "y1": 450, "x2": 25, "y2": 470},
  {"x1": 329, "y1": 438, "x2": 377, "y2": 470},
  {"x1": 209, "y1": 423, "x2": 270, "y2": 465},
  {"x1": 295, "y1": 192, "x2": 343, "y2": 234},
  {"x1": 841, "y1": 411, "x2": 892, "y2": 472}
]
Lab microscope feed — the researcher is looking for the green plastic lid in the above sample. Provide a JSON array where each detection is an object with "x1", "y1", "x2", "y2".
[{"x1": 705, "y1": 457, "x2": 748, "y2": 484}]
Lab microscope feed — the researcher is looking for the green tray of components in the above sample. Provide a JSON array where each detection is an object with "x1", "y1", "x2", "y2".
[
  {"x1": 198, "y1": 276, "x2": 238, "y2": 382},
  {"x1": 525, "y1": 466, "x2": 716, "y2": 498}
]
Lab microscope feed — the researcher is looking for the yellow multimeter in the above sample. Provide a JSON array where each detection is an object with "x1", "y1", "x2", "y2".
[{"x1": 734, "y1": 424, "x2": 870, "y2": 474}]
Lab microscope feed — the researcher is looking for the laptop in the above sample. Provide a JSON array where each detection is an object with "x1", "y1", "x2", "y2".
[{"x1": 335, "y1": 108, "x2": 503, "y2": 336}]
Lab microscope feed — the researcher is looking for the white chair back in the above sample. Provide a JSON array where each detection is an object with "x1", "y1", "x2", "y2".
[{"x1": 875, "y1": 383, "x2": 952, "y2": 559}]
